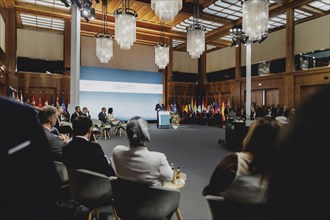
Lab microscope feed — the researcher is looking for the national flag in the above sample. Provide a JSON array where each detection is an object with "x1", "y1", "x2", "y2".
[
  {"x1": 221, "y1": 99, "x2": 225, "y2": 121},
  {"x1": 214, "y1": 99, "x2": 219, "y2": 114},
  {"x1": 181, "y1": 97, "x2": 185, "y2": 113},
  {"x1": 44, "y1": 93, "x2": 49, "y2": 106},
  {"x1": 190, "y1": 97, "x2": 194, "y2": 113},
  {"x1": 197, "y1": 97, "x2": 202, "y2": 113},
  {"x1": 194, "y1": 96, "x2": 197, "y2": 113},
  {"x1": 31, "y1": 93, "x2": 36, "y2": 106},
  {"x1": 56, "y1": 93, "x2": 60, "y2": 107},
  {"x1": 166, "y1": 103, "x2": 170, "y2": 112},
  {"x1": 38, "y1": 95, "x2": 43, "y2": 108},
  {"x1": 50, "y1": 92, "x2": 54, "y2": 106},
  {"x1": 172, "y1": 97, "x2": 177, "y2": 112},
  {"x1": 61, "y1": 94, "x2": 67, "y2": 112},
  {"x1": 20, "y1": 91, "x2": 23, "y2": 103},
  {"x1": 205, "y1": 97, "x2": 209, "y2": 113}
]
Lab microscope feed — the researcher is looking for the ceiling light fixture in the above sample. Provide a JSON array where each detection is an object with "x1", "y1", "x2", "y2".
[
  {"x1": 242, "y1": 0, "x2": 269, "y2": 42},
  {"x1": 95, "y1": 0, "x2": 113, "y2": 63},
  {"x1": 155, "y1": 23, "x2": 169, "y2": 69},
  {"x1": 114, "y1": 0, "x2": 138, "y2": 50},
  {"x1": 151, "y1": 0, "x2": 182, "y2": 22},
  {"x1": 186, "y1": 0, "x2": 205, "y2": 59}
]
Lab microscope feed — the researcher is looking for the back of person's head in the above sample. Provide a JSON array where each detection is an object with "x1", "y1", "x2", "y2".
[
  {"x1": 126, "y1": 116, "x2": 150, "y2": 146},
  {"x1": 267, "y1": 86, "x2": 330, "y2": 219},
  {"x1": 72, "y1": 116, "x2": 93, "y2": 136},
  {"x1": 38, "y1": 105, "x2": 57, "y2": 124},
  {"x1": 108, "y1": 107, "x2": 113, "y2": 114},
  {"x1": 242, "y1": 117, "x2": 283, "y2": 175}
]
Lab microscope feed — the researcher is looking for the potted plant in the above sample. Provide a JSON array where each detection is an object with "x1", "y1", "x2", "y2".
[{"x1": 171, "y1": 112, "x2": 181, "y2": 129}]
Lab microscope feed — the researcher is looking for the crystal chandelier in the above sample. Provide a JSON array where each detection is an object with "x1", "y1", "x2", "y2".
[
  {"x1": 186, "y1": 0, "x2": 205, "y2": 59},
  {"x1": 242, "y1": 0, "x2": 269, "y2": 42},
  {"x1": 96, "y1": 0, "x2": 113, "y2": 63},
  {"x1": 155, "y1": 24, "x2": 169, "y2": 69},
  {"x1": 114, "y1": 0, "x2": 138, "y2": 50},
  {"x1": 151, "y1": 0, "x2": 183, "y2": 22}
]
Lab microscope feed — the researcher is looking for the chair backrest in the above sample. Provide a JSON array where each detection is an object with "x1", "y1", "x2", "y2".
[
  {"x1": 110, "y1": 177, "x2": 180, "y2": 220},
  {"x1": 67, "y1": 168, "x2": 113, "y2": 209},
  {"x1": 92, "y1": 119, "x2": 102, "y2": 128},
  {"x1": 205, "y1": 195, "x2": 266, "y2": 220},
  {"x1": 54, "y1": 161, "x2": 68, "y2": 184}
]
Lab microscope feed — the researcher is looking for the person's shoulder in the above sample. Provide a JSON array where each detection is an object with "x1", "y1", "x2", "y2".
[
  {"x1": 149, "y1": 150, "x2": 166, "y2": 158},
  {"x1": 113, "y1": 145, "x2": 128, "y2": 153}
]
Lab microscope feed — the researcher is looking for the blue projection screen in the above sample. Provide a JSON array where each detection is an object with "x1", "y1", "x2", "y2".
[{"x1": 80, "y1": 66, "x2": 163, "y2": 121}]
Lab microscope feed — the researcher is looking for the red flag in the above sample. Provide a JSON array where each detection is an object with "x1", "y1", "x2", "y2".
[{"x1": 38, "y1": 95, "x2": 43, "y2": 108}]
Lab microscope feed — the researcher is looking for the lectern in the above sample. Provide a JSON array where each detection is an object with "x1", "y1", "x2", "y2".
[{"x1": 158, "y1": 111, "x2": 170, "y2": 129}]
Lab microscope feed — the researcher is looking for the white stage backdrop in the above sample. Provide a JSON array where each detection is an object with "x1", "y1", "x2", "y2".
[{"x1": 80, "y1": 66, "x2": 163, "y2": 121}]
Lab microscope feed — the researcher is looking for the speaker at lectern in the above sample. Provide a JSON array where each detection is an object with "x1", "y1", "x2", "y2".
[{"x1": 158, "y1": 111, "x2": 170, "y2": 129}]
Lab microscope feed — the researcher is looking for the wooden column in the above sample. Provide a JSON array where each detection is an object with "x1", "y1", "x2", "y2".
[
  {"x1": 286, "y1": 8, "x2": 295, "y2": 72},
  {"x1": 198, "y1": 50, "x2": 206, "y2": 97},
  {"x1": 5, "y1": 8, "x2": 17, "y2": 92},
  {"x1": 64, "y1": 18, "x2": 71, "y2": 75}
]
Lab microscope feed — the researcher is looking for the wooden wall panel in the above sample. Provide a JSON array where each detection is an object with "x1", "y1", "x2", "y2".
[
  {"x1": 251, "y1": 90, "x2": 263, "y2": 106},
  {"x1": 265, "y1": 89, "x2": 280, "y2": 106},
  {"x1": 16, "y1": 72, "x2": 70, "y2": 106}
]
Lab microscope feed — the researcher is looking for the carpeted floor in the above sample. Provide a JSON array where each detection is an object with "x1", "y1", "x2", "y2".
[{"x1": 97, "y1": 123, "x2": 229, "y2": 220}]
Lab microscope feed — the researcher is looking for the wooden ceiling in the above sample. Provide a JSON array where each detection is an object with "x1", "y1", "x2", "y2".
[{"x1": 1, "y1": 0, "x2": 329, "y2": 52}]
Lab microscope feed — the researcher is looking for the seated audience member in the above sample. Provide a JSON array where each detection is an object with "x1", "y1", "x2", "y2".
[
  {"x1": 39, "y1": 106, "x2": 70, "y2": 161},
  {"x1": 98, "y1": 107, "x2": 108, "y2": 125},
  {"x1": 107, "y1": 107, "x2": 125, "y2": 135},
  {"x1": 112, "y1": 116, "x2": 173, "y2": 186},
  {"x1": 62, "y1": 116, "x2": 116, "y2": 177},
  {"x1": 0, "y1": 96, "x2": 59, "y2": 220},
  {"x1": 70, "y1": 106, "x2": 82, "y2": 123},
  {"x1": 203, "y1": 117, "x2": 283, "y2": 204},
  {"x1": 55, "y1": 106, "x2": 73, "y2": 136},
  {"x1": 82, "y1": 106, "x2": 91, "y2": 118},
  {"x1": 267, "y1": 86, "x2": 330, "y2": 219}
]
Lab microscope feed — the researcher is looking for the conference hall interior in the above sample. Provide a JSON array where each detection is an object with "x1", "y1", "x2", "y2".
[{"x1": 0, "y1": 0, "x2": 329, "y2": 219}]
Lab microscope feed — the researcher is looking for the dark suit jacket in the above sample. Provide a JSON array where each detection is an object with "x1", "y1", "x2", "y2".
[
  {"x1": 0, "y1": 97, "x2": 59, "y2": 220},
  {"x1": 43, "y1": 127, "x2": 64, "y2": 161},
  {"x1": 98, "y1": 111, "x2": 108, "y2": 124},
  {"x1": 70, "y1": 111, "x2": 80, "y2": 123},
  {"x1": 155, "y1": 103, "x2": 165, "y2": 111},
  {"x1": 62, "y1": 137, "x2": 116, "y2": 176}
]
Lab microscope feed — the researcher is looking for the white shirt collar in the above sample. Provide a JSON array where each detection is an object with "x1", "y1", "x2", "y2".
[{"x1": 76, "y1": 135, "x2": 89, "y2": 141}]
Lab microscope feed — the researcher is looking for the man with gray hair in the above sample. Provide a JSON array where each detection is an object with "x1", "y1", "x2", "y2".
[
  {"x1": 39, "y1": 105, "x2": 70, "y2": 161},
  {"x1": 112, "y1": 116, "x2": 173, "y2": 186}
]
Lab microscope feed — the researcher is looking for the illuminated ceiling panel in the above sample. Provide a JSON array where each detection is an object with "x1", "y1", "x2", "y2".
[{"x1": 20, "y1": 13, "x2": 65, "y2": 31}]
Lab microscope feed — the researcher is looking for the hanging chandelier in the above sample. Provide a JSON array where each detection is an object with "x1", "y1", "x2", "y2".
[
  {"x1": 114, "y1": 0, "x2": 138, "y2": 50},
  {"x1": 151, "y1": 0, "x2": 182, "y2": 22},
  {"x1": 95, "y1": 0, "x2": 113, "y2": 63},
  {"x1": 186, "y1": 0, "x2": 205, "y2": 59},
  {"x1": 242, "y1": 0, "x2": 269, "y2": 42},
  {"x1": 155, "y1": 24, "x2": 169, "y2": 69}
]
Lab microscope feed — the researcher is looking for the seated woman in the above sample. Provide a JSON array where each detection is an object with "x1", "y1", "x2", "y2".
[
  {"x1": 112, "y1": 116, "x2": 173, "y2": 186},
  {"x1": 203, "y1": 117, "x2": 283, "y2": 204},
  {"x1": 107, "y1": 107, "x2": 125, "y2": 135}
]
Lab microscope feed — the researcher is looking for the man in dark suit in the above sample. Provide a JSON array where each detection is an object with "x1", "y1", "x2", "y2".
[
  {"x1": 39, "y1": 105, "x2": 71, "y2": 161},
  {"x1": 0, "y1": 96, "x2": 59, "y2": 220},
  {"x1": 62, "y1": 116, "x2": 116, "y2": 177},
  {"x1": 70, "y1": 105, "x2": 82, "y2": 123},
  {"x1": 155, "y1": 101, "x2": 165, "y2": 128},
  {"x1": 98, "y1": 107, "x2": 108, "y2": 125}
]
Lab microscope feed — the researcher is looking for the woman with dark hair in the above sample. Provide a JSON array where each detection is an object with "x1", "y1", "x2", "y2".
[
  {"x1": 267, "y1": 86, "x2": 330, "y2": 219},
  {"x1": 203, "y1": 117, "x2": 283, "y2": 204},
  {"x1": 112, "y1": 116, "x2": 173, "y2": 186}
]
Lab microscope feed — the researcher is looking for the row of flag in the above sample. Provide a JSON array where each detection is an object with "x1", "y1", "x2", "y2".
[
  {"x1": 9, "y1": 86, "x2": 68, "y2": 112},
  {"x1": 166, "y1": 96, "x2": 232, "y2": 121}
]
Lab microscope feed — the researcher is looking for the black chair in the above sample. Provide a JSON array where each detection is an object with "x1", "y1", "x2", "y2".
[
  {"x1": 205, "y1": 195, "x2": 266, "y2": 219},
  {"x1": 110, "y1": 177, "x2": 181, "y2": 220},
  {"x1": 67, "y1": 168, "x2": 115, "y2": 220}
]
